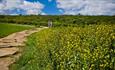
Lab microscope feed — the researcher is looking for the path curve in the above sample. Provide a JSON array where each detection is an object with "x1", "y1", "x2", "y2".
[{"x1": 0, "y1": 27, "x2": 48, "y2": 70}]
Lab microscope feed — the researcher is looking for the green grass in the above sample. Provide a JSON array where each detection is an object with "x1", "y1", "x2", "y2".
[
  {"x1": 10, "y1": 24, "x2": 115, "y2": 70},
  {"x1": 0, "y1": 23, "x2": 34, "y2": 38}
]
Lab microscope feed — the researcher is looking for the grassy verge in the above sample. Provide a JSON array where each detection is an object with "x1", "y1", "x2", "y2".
[
  {"x1": 10, "y1": 24, "x2": 115, "y2": 70},
  {"x1": 0, "y1": 23, "x2": 34, "y2": 38}
]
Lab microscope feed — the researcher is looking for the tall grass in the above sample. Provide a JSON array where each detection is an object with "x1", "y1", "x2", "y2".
[{"x1": 10, "y1": 24, "x2": 115, "y2": 70}]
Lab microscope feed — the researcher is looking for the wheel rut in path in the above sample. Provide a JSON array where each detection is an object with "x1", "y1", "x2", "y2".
[{"x1": 0, "y1": 27, "x2": 48, "y2": 70}]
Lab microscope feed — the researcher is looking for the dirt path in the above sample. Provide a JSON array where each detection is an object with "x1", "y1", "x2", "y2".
[{"x1": 0, "y1": 27, "x2": 48, "y2": 70}]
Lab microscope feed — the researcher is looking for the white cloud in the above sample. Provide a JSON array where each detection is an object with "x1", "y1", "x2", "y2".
[
  {"x1": 41, "y1": 12, "x2": 47, "y2": 15},
  {"x1": 20, "y1": 1, "x2": 44, "y2": 15},
  {"x1": 56, "y1": 0, "x2": 115, "y2": 15},
  {"x1": 0, "y1": 3, "x2": 4, "y2": 9},
  {"x1": 26, "y1": 9, "x2": 40, "y2": 15},
  {"x1": 3, "y1": 0, "x2": 23, "y2": 9},
  {"x1": 0, "y1": 0, "x2": 44, "y2": 15}
]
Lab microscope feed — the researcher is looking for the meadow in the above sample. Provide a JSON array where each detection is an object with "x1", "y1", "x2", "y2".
[
  {"x1": 0, "y1": 23, "x2": 34, "y2": 38},
  {"x1": 0, "y1": 15, "x2": 114, "y2": 70},
  {"x1": 10, "y1": 24, "x2": 115, "y2": 70}
]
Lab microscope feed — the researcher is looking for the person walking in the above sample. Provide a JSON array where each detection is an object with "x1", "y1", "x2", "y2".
[{"x1": 48, "y1": 19, "x2": 52, "y2": 28}]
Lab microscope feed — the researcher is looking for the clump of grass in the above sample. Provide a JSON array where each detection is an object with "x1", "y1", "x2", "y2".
[{"x1": 0, "y1": 23, "x2": 34, "y2": 38}]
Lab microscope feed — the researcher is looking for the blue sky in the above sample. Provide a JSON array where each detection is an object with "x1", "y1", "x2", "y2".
[
  {"x1": 26, "y1": 0, "x2": 63, "y2": 15},
  {"x1": 0, "y1": 0, "x2": 115, "y2": 15}
]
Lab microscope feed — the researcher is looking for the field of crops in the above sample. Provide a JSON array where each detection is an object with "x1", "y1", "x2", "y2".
[
  {"x1": 10, "y1": 24, "x2": 115, "y2": 70},
  {"x1": 0, "y1": 23, "x2": 34, "y2": 38}
]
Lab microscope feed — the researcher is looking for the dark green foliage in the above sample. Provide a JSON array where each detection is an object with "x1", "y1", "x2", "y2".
[{"x1": 0, "y1": 15, "x2": 115, "y2": 27}]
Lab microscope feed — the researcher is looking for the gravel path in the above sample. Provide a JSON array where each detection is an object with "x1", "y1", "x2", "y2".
[{"x1": 0, "y1": 27, "x2": 48, "y2": 70}]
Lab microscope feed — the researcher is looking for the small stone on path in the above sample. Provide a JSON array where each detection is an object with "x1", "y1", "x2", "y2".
[{"x1": 0, "y1": 47, "x2": 19, "y2": 57}]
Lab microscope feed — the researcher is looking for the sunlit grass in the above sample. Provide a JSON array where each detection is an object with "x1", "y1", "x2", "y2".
[
  {"x1": 0, "y1": 23, "x2": 34, "y2": 38},
  {"x1": 10, "y1": 24, "x2": 115, "y2": 70}
]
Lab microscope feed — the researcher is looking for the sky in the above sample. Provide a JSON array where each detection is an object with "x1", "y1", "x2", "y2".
[{"x1": 0, "y1": 0, "x2": 115, "y2": 15}]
